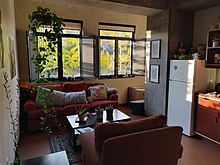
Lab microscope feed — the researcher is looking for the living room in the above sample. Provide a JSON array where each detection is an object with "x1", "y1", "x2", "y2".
[{"x1": 0, "y1": 0, "x2": 220, "y2": 164}]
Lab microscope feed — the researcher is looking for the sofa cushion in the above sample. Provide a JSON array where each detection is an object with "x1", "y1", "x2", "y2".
[
  {"x1": 63, "y1": 82, "x2": 87, "y2": 92},
  {"x1": 35, "y1": 87, "x2": 66, "y2": 107},
  {"x1": 107, "y1": 87, "x2": 118, "y2": 94},
  {"x1": 64, "y1": 90, "x2": 88, "y2": 105},
  {"x1": 88, "y1": 85, "x2": 107, "y2": 101},
  {"x1": 30, "y1": 84, "x2": 63, "y2": 99},
  {"x1": 95, "y1": 114, "x2": 167, "y2": 152},
  {"x1": 35, "y1": 87, "x2": 88, "y2": 107}
]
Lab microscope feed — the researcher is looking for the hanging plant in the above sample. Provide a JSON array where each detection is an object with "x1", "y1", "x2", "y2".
[
  {"x1": 28, "y1": 6, "x2": 65, "y2": 133},
  {"x1": 28, "y1": 6, "x2": 64, "y2": 80}
]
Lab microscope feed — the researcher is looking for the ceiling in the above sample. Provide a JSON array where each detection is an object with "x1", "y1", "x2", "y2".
[
  {"x1": 175, "y1": 0, "x2": 220, "y2": 11},
  {"x1": 38, "y1": 0, "x2": 220, "y2": 16}
]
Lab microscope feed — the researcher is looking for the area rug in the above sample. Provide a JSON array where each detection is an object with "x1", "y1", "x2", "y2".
[{"x1": 49, "y1": 134, "x2": 82, "y2": 164}]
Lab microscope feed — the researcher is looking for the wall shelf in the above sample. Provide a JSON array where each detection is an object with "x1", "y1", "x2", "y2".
[{"x1": 205, "y1": 29, "x2": 220, "y2": 68}]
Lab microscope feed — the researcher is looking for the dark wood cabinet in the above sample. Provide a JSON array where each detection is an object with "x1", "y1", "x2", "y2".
[
  {"x1": 205, "y1": 29, "x2": 220, "y2": 68},
  {"x1": 196, "y1": 95, "x2": 220, "y2": 143}
]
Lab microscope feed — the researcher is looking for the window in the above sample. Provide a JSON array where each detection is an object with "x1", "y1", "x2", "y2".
[
  {"x1": 27, "y1": 20, "x2": 96, "y2": 82},
  {"x1": 99, "y1": 23, "x2": 135, "y2": 78}
]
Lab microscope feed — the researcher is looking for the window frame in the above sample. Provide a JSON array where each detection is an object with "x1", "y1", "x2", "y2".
[
  {"x1": 27, "y1": 19, "x2": 84, "y2": 82},
  {"x1": 98, "y1": 22, "x2": 135, "y2": 79}
]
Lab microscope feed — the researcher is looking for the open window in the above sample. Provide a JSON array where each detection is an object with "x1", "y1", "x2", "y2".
[
  {"x1": 27, "y1": 19, "x2": 96, "y2": 82},
  {"x1": 98, "y1": 22, "x2": 146, "y2": 78},
  {"x1": 133, "y1": 38, "x2": 147, "y2": 76}
]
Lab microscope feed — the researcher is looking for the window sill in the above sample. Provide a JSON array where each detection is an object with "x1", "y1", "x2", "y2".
[{"x1": 99, "y1": 75, "x2": 135, "y2": 79}]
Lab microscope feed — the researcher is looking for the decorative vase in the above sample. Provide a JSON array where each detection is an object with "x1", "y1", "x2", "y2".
[
  {"x1": 96, "y1": 110, "x2": 103, "y2": 121},
  {"x1": 78, "y1": 114, "x2": 85, "y2": 122},
  {"x1": 106, "y1": 109, "x2": 113, "y2": 120}
]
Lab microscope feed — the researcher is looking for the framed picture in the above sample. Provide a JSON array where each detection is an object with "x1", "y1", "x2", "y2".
[
  {"x1": 149, "y1": 64, "x2": 160, "y2": 83},
  {"x1": 150, "y1": 39, "x2": 161, "y2": 59}
]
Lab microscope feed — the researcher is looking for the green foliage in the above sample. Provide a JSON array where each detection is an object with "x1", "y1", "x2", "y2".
[
  {"x1": 95, "y1": 106, "x2": 103, "y2": 112},
  {"x1": 105, "y1": 104, "x2": 114, "y2": 111},
  {"x1": 28, "y1": 6, "x2": 64, "y2": 79},
  {"x1": 100, "y1": 30, "x2": 132, "y2": 38},
  {"x1": 28, "y1": 6, "x2": 64, "y2": 133},
  {"x1": 75, "y1": 105, "x2": 88, "y2": 115},
  {"x1": 100, "y1": 33, "x2": 132, "y2": 75},
  {"x1": 62, "y1": 37, "x2": 80, "y2": 76}
]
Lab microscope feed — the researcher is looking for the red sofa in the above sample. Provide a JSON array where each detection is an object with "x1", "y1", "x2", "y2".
[
  {"x1": 80, "y1": 114, "x2": 183, "y2": 165},
  {"x1": 23, "y1": 82, "x2": 119, "y2": 132}
]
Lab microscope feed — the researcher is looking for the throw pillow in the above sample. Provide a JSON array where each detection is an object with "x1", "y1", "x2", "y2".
[
  {"x1": 95, "y1": 114, "x2": 167, "y2": 152},
  {"x1": 89, "y1": 85, "x2": 107, "y2": 101},
  {"x1": 35, "y1": 87, "x2": 88, "y2": 107},
  {"x1": 35, "y1": 87, "x2": 66, "y2": 107},
  {"x1": 107, "y1": 87, "x2": 118, "y2": 94},
  {"x1": 64, "y1": 90, "x2": 88, "y2": 105}
]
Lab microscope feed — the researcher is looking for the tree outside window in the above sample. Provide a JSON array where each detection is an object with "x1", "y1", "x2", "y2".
[{"x1": 99, "y1": 28, "x2": 133, "y2": 78}]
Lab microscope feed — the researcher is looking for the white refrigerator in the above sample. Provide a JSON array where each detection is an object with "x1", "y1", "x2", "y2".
[{"x1": 167, "y1": 60, "x2": 208, "y2": 136}]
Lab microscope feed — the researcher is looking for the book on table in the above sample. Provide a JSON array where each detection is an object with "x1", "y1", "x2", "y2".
[{"x1": 77, "y1": 127, "x2": 94, "y2": 134}]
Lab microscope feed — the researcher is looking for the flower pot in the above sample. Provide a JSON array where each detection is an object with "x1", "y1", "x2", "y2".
[
  {"x1": 106, "y1": 109, "x2": 113, "y2": 120},
  {"x1": 96, "y1": 110, "x2": 103, "y2": 121},
  {"x1": 78, "y1": 114, "x2": 85, "y2": 122}
]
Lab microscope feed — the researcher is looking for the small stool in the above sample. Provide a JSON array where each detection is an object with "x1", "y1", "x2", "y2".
[{"x1": 130, "y1": 100, "x2": 145, "y2": 115}]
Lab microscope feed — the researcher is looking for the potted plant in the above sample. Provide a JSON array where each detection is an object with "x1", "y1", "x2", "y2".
[
  {"x1": 105, "y1": 104, "x2": 114, "y2": 120},
  {"x1": 75, "y1": 106, "x2": 88, "y2": 122},
  {"x1": 95, "y1": 106, "x2": 104, "y2": 121},
  {"x1": 28, "y1": 6, "x2": 65, "y2": 133}
]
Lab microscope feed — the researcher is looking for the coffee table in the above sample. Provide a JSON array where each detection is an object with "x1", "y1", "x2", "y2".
[{"x1": 67, "y1": 109, "x2": 131, "y2": 146}]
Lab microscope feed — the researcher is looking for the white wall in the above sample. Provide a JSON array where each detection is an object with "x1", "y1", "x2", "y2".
[
  {"x1": 193, "y1": 5, "x2": 220, "y2": 47},
  {"x1": 14, "y1": 0, "x2": 147, "y2": 104},
  {"x1": 0, "y1": 0, "x2": 20, "y2": 164},
  {"x1": 193, "y1": 5, "x2": 220, "y2": 85}
]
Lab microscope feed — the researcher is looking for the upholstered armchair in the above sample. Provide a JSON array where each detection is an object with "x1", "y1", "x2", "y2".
[{"x1": 80, "y1": 114, "x2": 183, "y2": 165}]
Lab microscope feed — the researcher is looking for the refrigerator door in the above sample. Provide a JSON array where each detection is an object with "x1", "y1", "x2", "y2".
[
  {"x1": 167, "y1": 80, "x2": 195, "y2": 136},
  {"x1": 170, "y1": 60, "x2": 195, "y2": 83}
]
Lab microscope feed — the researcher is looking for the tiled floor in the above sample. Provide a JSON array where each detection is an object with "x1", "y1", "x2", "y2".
[{"x1": 18, "y1": 105, "x2": 220, "y2": 165}]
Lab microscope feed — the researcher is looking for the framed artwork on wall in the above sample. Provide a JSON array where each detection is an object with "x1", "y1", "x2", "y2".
[
  {"x1": 149, "y1": 64, "x2": 160, "y2": 83},
  {"x1": 150, "y1": 39, "x2": 161, "y2": 59}
]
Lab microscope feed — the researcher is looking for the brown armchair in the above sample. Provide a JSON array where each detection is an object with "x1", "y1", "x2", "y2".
[{"x1": 80, "y1": 114, "x2": 183, "y2": 165}]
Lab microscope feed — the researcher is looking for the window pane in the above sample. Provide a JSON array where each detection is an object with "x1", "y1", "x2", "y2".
[
  {"x1": 118, "y1": 40, "x2": 131, "y2": 75},
  {"x1": 133, "y1": 39, "x2": 146, "y2": 76},
  {"x1": 37, "y1": 26, "x2": 53, "y2": 33},
  {"x1": 100, "y1": 30, "x2": 132, "y2": 38},
  {"x1": 82, "y1": 37, "x2": 95, "y2": 79},
  {"x1": 100, "y1": 39, "x2": 115, "y2": 76},
  {"x1": 38, "y1": 36, "x2": 58, "y2": 78},
  {"x1": 62, "y1": 37, "x2": 80, "y2": 78},
  {"x1": 63, "y1": 21, "x2": 81, "y2": 35}
]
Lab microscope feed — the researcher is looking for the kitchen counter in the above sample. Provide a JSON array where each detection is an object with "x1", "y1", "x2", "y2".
[
  {"x1": 198, "y1": 93, "x2": 220, "y2": 111},
  {"x1": 195, "y1": 93, "x2": 220, "y2": 143}
]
